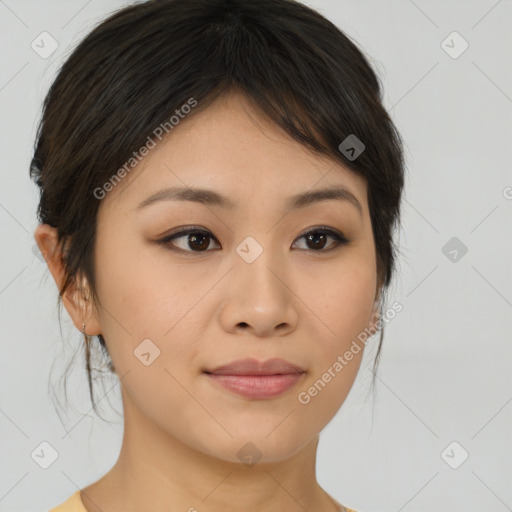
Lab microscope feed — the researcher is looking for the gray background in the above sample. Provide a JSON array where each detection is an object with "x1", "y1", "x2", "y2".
[{"x1": 1, "y1": 1, "x2": 511, "y2": 511}]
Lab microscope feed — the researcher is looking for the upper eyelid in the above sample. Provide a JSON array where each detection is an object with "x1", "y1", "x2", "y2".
[
  {"x1": 162, "y1": 225, "x2": 345, "y2": 239},
  {"x1": 160, "y1": 226, "x2": 349, "y2": 248}
]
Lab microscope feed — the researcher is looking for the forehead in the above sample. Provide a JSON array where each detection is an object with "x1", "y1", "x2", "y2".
[{"x1": 100, "y1": 90, "x2": 368, "y2": 214}]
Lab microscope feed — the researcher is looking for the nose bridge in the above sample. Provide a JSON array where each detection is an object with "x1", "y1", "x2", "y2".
[
  {"x1": 234, "y1": 233, "x2": 286, "y2": 300},
  {"x1": 219, "y1": 233, "x2": 297, "y2": 336}
]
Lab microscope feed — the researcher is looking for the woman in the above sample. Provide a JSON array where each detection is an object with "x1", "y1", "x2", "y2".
[{"x1": 32, "y1": 1, "x2": 405, "y2": 510}]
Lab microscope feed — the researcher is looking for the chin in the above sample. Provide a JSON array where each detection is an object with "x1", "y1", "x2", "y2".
[{"x1": 192, "y1": 427, "x2": 313, "y2": 466}]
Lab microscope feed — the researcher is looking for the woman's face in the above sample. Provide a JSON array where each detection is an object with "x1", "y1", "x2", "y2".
[{"x1": 91, "y1": 90, "x2": 378, "y2": 463}]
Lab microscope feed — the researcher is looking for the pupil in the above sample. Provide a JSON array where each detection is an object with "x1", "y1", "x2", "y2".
[
  {"x1": 190, "y1": 233, "x2": 209, "y2": 251},
  {"x1": 308, "y1": 232, "x2": 326, "y2": 250}
]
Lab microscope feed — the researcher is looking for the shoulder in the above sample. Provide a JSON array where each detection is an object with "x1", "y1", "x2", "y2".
[{"x1": 48, "y1": 490, "x2": 87, "y2": 512}]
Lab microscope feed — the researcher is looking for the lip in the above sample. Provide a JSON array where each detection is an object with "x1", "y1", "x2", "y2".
[
  {"x1": 206, "y1": 373, "x2": 305, "y2": 399},
  {"x1": 203, "y1": 358, "x2": 307, "y2": 399},
  {"x1": 204, "y1": 357, "x2": 306, "y2": 376}
]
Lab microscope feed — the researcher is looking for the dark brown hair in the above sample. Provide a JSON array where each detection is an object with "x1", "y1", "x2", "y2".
[{"x1": 30, "y1": 0, "x2": 405, "y2": 419}]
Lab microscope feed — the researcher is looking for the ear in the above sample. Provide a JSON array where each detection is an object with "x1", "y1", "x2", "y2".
[
  {"x1": 368, "y1": 280, "x2": 383, "y2": 333},
  {"x1": 368, "y1": 299, "x2": 380, "y2": 333},
  {"x1": 34, "y1": 223, "x2": 102, "y2": 336}
]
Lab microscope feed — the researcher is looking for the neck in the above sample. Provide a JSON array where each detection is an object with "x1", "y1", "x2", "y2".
[{"x1": 81, "y1": 388, "x2": 339, "y2": 512}]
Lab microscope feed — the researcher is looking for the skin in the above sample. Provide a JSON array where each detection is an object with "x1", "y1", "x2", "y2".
[{"x1": 35, "y1": 89, "x2": 380, "y2": 512}]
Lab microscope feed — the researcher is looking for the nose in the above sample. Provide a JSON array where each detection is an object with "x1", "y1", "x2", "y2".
[{"x1": 218, "y1": 247, "x2": 299, "y2": 338}]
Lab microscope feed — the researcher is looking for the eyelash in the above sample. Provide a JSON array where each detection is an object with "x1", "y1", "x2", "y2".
[{"x1": 157, "y1": 225, "x2": 350, "y2": 256}]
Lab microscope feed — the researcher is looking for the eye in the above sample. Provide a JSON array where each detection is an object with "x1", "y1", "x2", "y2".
[
  {"x1": 158, "y1": 227, "x2": 220, "y2": 255},
  {"x1": 292, "y1": 226, "x2": 350, "y2": 252},
  {"x1": 157, "y1": 225, "x2": 350, "y2": 255}
]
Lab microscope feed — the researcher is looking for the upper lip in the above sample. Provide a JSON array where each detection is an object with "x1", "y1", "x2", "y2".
[{"x1": 204, "y1": 358, "x2": 306, "y2": 376}]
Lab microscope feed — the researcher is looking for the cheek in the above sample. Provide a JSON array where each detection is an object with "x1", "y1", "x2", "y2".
[
  {"x1": 295, "y1": 258, "x2": 376, "y2": 406},
  {"x1": 92, "y1": 236, "x2": 220, "y2": 414},
  {"x1": 93, "y1": 232, "x2": 195, "y2": 337},
  {"x1": 92, "y1": 242, "x2": 198, "y2": 420},
  {"x1": 302, "y1": 257, "x2": 376, "y2": 344}
]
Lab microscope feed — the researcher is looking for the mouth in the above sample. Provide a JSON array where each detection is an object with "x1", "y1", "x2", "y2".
[
  {"x1": 203, "y1": 357, "x2": 307, "y2": 399},
  {"x1": 204, "y1": 357, "x2": 306, "y2": 376},
  {"x1": 204, "y1": 373, "x2": 306, "y2": 399}
]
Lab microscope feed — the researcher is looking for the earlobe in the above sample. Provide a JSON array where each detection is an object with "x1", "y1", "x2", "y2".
[
  {"x1": 64, "y1": 275, "x2": 104, "y2": 337},
  {"x1": 60, "y1": 274, "x2": 102, "y2": 337},
  {"x1": 368, "y1": 281, "x2": 383, "y2": 332},
  {"x1": 368, "y1": 299, "x2": 380, "y2": 333}
]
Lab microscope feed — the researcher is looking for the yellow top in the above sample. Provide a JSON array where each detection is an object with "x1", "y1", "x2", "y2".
[
  {"x1": 49, "y1": 490, "x2": 358, "y2": 512},
  {"x1": 48, "y1": 491, "x2": 86, "y2": 512}
]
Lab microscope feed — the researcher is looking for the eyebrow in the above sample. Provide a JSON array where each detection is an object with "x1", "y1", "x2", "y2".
[{"x1": 136, "y1": 185, "x2": 363, "y2": 216}]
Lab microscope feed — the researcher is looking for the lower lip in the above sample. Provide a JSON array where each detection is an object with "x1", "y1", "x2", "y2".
[{"x1": 205, "y1": 373, "x2": 305, "y2": 399}]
